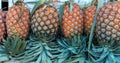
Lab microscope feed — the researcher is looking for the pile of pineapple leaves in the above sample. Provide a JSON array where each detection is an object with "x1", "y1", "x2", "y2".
[{"x1": 0, "y1": 0, "x2": 120, "y2": 63}]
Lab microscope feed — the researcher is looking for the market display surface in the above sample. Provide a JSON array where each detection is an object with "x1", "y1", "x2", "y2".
[{"x1": 0, "y1": 0, "x2": 120, "y2": 63}]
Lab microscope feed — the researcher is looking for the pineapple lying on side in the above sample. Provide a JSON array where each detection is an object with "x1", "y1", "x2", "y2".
[
  {"x1": 31, "y1": 4, "x2": 59, "y2": 38},
  {"x1": 96, "y1": 2, "x2": 120, "y2": 42},
  {"x1": 62, "y1": 3, "x2": 83, "y2": 37},
  {"x1": 6, "y1": 1, "x2": 30, "y2": 39},
  {"x1": 0, "y1": 10, "x2": 5, "y2": 42},
  {"x1": 84, "y1": 6, "x2": 96, "y2": 35}
]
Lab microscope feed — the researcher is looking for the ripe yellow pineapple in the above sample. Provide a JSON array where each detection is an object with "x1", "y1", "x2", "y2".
[
  {"x1": 84, "y1": 6, "x2": 96, "y2": 35},
  {"x1": 6, "y1": 1, "x2": 30, "y2": 39},
  {"x1": 96, "y1": 2, "x2": 120, "y2": 42},
  {"x1": 0, "y1": 10, "x2": 5, "y2": 42},
  {"x1": 31, "y1": 4, "x2": 59, "y2": 37},
  {"x1": 62, "y1": 3, "x2": 83, "y2": 37}
]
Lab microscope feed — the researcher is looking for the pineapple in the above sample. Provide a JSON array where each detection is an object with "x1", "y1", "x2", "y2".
[
  {"x1": 31, "y1": 4, "x2": 59, "y2": 37},
  {"x1": 96, "y1": 2, "x2": 120, "y2": 42},
  {"x1": 6, "y1": 1, "x2": 30, "y2": 39},
  {"x1": 62, "y1": 3, "x2": 83, "y2": 37},
  {"x1": 84, "y1": 6, "x2": 96, "y2": 35},
  {"x1": 0, "y1": 10, "x2": 5, "y2": 42}
]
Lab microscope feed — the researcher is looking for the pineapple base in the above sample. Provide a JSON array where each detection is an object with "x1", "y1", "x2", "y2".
[
  {"x1": 88, "y1": 41, "x2": 120, "y2": 63},
  {"x1": 55, "y1": 35, "x2": 88, "y2": 63}
]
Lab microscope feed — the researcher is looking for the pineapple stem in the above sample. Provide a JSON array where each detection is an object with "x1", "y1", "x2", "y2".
[
  {"x1": 49, "y1": 0, "x2": 53, "y2": 3},
  {"x1": 69, "y1": 0, "x2": 73, "y2": 13},
  {"x1": 12, "y1": 0, "x2": 15, "y2": 5},
  {"x1": 91, "y1": 0, "x2": 97, "y2": 6},
  {"x1": 31, "y1": 0, "x2": 46, "y2": 15},
  {"x1": 14, "y1": 0, "x2": 24, "y2": 5},
  {"x1": 110, "y1": 0, "x2": 115, "y2": 2},
  {"x1": 88, "y1": 0, "x2": 105, "y2": 50}
]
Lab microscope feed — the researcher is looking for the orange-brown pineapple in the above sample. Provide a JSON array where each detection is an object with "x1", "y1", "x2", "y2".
[
  {"x1": 62, "y1": 3, "x2": 83, "y2": 37},
  {"x1": 6, "y1": 2, "x2": 30, "y2": 39},
  {"x1": 0, "y1": 10, "x2": 5, "y2": 42},
  {"x1": 84, "y1": 6, "x2": 96, "y2": 35}
]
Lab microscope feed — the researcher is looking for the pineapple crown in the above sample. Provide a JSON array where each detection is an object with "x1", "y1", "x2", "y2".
[
  {"x1": 14, "y1": 0, "x2": 24, "y2": 5},
  {"x1": 3, "y1": 36, "x2": 27, "y2": 58},
  {"x1": 31, "y1": 0, "x2": 54, "y2": 16},
  {"x1": 64, "y1": 0, "x2": 74, "y2": 13}
]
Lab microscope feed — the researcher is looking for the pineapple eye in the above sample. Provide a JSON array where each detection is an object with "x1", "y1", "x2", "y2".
[
  {"x1": 36, "y1": 13, "x2": 39, "y2": 18},
  {"x1": 46, "y1": 20, "x2": 50, "y2": 25},
  {"x1": 49, "y1": 25, "x2": 53, "y2": 29},
  {"x1": 108, "y1": 15, "x2": 114, "y2": 21},
  {"x1": 35, "y1": 22, "x2": 38, "y2": 26},
  {"x1": 109, "y1": 22, "x2": 114, "y2": 26},
  {"x1": 101, "y1": 23, "x2": 106, "y2": 28},
  {"x1": 101, "y1": 34, "x2": 105, "y2": 38},
  {"x1": 48, "y1": 14, "x2": 53, "y2": 19},
  {"x1": 112, "y1": 34, "x2": 117, "y2": 38},
  {"x1": 40, "y1": 22, "x2": 44, "y2": 26},
  {"x1": 101, "y1": 29, "x2": 106, "y2": 33},
  {"x1": 34, "y1": 28, "x2": 37, "y2": 32},
  {"x1": 73, "y1": 13, "x2": 77, "y2": 17},
  {"x1": 54, "y1": 23, "x2": 58, "y2": 27},
  {"x1": 103, "y1": 14, "x2": 108, "y2": 19},
  {"x1": 104, "y1": 19, "x2": 109, "y2": 24},
  {"x1": 114, "y1": 25, "x2": 119, "y2": 30},
  {"x1": 43, "y1": 26, "x2": 48, "y2": 30},
  {"x1": 106, "y1": 26, "x2": 112, "y2": 31},
  {"x1": 46, "y1": 30, "x2": 50, "y2": 34},
  {"x1": 37, "y1": 18, "x2": 41, "y2": 22},
  {"x1": 51, "y1": 19, "x2": 55, "y2": 23},
  {"x1": 43, "y1": 16, "x2": 47, "y2": 21},
  {"x1": 41, "y1": 31, "x2": 45, "y2": 33},
  {"x1": 45, "y1": 11, "x2": 49, "y2": 15},
  {"x1": 117, "y1": 32, "x2": 120, "y2": 36},
  {"x1": 112, "y1": 29, "x2": 117, "y2": 34},
  {"x1": 40, "y1": 12, "x2": 44, "y2": 17}
]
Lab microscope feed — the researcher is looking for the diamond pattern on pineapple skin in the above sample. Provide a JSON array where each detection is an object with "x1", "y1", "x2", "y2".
[
  {"x1": 62, "y1": 3, "x2": 83, "y2": 37},
  {"x1": 6, "y1": 5, "x2": 30, "y2": 39},
  {"x1": 31, "y1": 4, "x2": 59, "y2": 36},
  {"x1": 84, "y1": 6, "x2": 96, "y2": 35},
  {"x1": 96, "y1": 2, "x2": 120, "y2": 42}
]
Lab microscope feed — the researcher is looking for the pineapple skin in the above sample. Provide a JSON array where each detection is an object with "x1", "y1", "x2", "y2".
[
  {"x1": 0, "y1": 10, "x2": 5, "y2": 42},
  {"x1": 6, "y1": 5, "x2": 30, "y2": 39},
  {"x1": 31, "y1": 4, "x2": 59, "y2": 37},
  {"x1": 96, "y1": 2, "x2": 120, "y2": 42},
  {"x1": 62, "y1": 3, "x2": 83, "y2": 37},
  {"x1": 84, "y1": 6, "x2": 96, "y2": 35}
]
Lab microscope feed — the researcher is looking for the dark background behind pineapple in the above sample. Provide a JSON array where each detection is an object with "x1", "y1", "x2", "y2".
[{"x1": 2, "y1": 0, "x2": 8, "y2": 11}]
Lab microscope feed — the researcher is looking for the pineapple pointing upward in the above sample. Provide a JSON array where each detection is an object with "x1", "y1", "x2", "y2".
[{"x1": 6, "y1": 0, "x2": 30, "y2": 39}]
